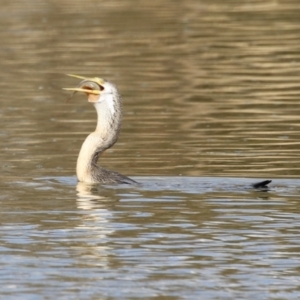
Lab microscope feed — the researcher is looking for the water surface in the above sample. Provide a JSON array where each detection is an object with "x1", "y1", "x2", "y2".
[{"x1": 1, "y1": 0, "x2": 300, "y2": 299}]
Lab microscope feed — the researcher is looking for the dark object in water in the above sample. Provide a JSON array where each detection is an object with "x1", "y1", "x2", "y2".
[{"x1": 252, "y1": 180, "x2": 272, "y2": 189}]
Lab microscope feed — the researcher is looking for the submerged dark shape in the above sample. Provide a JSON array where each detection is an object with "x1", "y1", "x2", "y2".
[{"x1": 252, "y1": 180, "x2": 272, "y2": 189}]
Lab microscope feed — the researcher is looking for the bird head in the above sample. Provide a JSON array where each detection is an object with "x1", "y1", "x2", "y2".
[{"x1": 63, "y1": 74, "x2": 116, "y2": 103}]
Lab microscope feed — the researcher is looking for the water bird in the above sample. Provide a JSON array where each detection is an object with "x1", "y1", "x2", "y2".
[
  {"x1": 64, "y1": 74, "x2": 136, "y2": 185},
  {"x1": 64, "y1": 74, "x2": 271, "y2": 189}
]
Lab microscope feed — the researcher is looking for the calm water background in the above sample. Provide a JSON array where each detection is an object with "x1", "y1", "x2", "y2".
[{"x1": 1, "y1": 0, "x2": 300, "y2": 299}]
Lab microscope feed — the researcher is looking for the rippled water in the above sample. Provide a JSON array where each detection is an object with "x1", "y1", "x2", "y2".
[{"x1": 1, "y1": 0, "x2": 300, "y2": 299}]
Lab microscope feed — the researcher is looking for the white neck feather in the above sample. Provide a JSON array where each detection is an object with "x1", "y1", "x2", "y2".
[{"x1": 76, "y1": 92, "x2": 122, "y2": 183}]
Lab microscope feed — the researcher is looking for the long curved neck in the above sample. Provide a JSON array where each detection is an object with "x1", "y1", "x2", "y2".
[{"x1": 76, "y1": 93, "x2": 122, "y2": 183}]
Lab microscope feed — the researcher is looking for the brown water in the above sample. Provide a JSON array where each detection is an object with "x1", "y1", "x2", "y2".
[{"x1": 1, "y1": 0, "x2": 300, "y2": 299}]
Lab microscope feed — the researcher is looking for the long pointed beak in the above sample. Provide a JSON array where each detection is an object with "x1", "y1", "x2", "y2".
[
  {"x1": 63, "y1": 74, "x2": 104, "y2": 102},
  {"x1": 66, "y1": 74, "x2": 91, "y2": 80},
  {"x1": 62, "y1": 87, "x2": 100, "y2": 95},
  {"x1": 65, "y1": 74, "x2": 105, "y2": 85}
]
